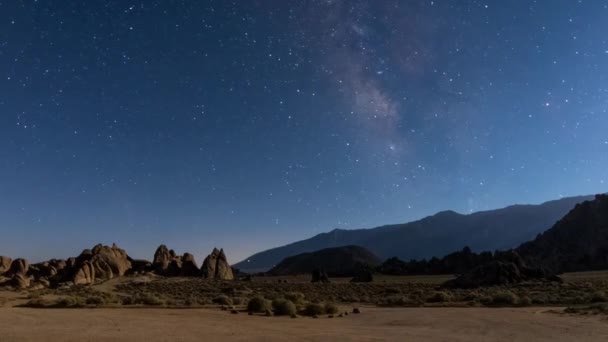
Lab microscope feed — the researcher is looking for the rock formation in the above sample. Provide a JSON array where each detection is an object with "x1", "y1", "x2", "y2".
[
  {"x1": 311, "y1": 268, "x2": 330, "y2": 283},
  {"x1": 202, "y1": 248, "x2": 234, "y2": 280},
  {"x1": 11, "y1": 274, "x2": 30, "y2": 289},
  {"x1": 152, "y1": 245, "x2": 201, "y2": 277},
  {"x1": 443, "y1": 252, "x2": 559, "y2": 288},
  {"x1": 180, "y1": 253, "x2": 199, "y2": 277},
  {"x1": 5, "y1": 258, "x2": 29, "y2": 277},
  {"x1": 0, "y1": 256, "x2": 12, "y2": 274},
  {"x1": 71, "y1": 243, "x2": 132, "y2": 285},
  {"x1": 268, "y1": 246, "x2": 381, "y2": 277}
]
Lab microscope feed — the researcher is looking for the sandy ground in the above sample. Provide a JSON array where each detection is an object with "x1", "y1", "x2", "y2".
[{"x1": 0, "y1": 306, "x2": 607, "y2": 341}]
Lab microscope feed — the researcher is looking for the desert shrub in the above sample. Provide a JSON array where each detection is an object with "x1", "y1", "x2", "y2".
[
  {"x1": 382, "y1": 295, "x2": 409, "y2": 306},
  {"x1": 591, "y1": 291, "x2": 608, "y2": 303},
  {"x1": 491, "y1": 290, "x2": 519, "y2": 306},
  {"x1": 272, "y1": 299, "x2": 297, "y2": 316},
  {"x1": 247, "y1": 296, "x2": 271, "y2": 313},
  {"x1": 232, "y1": 297, "x2": 245, "y2": 305},
  {"x1": 23, "y1": 298, "x2": 51, "y2": 308},
  {"x1": 565, "y1": 303, "x2": 608, "y2": 315},
  {"x1": 426, "y1": 291, "x2": 452, "y2": 303},
  {"x1": 284, "y1": 292, "x2": 306, "y2": 305},
  {"x1": 324, "y1": 302, "x2": 339, "y2": 314},
  {"x1": 518, "y1": 296, "x2": 532, "y2": 306},
  {"x1": 55, "y1": 296, "x2": 85, "y2": 308},
  {"x1": 304, "y1": 303, "x2": 326, "y2": 316},
  {"x1": 138, "y1": 293, "x2": 164, "y2": 306},
  {"x1": 213, "y1": 294, "x2": 233, "y2": 305},
  {"x1": 85, "y1": 296, "x2": 105, "y2": 306}
]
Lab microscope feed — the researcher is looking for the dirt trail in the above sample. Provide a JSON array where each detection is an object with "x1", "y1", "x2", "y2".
[{"x1": 0, "y1": 306, "x2": 607, "y2": 341}]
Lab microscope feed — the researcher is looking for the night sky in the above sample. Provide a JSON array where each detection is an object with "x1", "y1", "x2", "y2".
[{"x1": 1, "y1": 1, "x2": 607, "y2": 263}]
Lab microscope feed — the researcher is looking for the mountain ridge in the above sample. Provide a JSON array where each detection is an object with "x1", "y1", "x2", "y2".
[{"x1": 234, "y1": 194, "x2": 596, "y2": 272}]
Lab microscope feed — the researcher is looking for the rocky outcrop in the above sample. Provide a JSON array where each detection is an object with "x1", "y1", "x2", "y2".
[
  {"x1": 311, "y1": 268, "x2": 330, "y2": 283},
  {"x1": 517, "y1": 194, "x2": 608, "y2": 273},
  {"x1": 269, "y1": 246, "x2": 381, "y2": 277},
  {"x1": 180, "y1": 253, "x2": 199, "y2": 277},
  {"x1": 152, "y1": 245, "x2": 202, "y2": 277},
  {"x1": 202, "y1": 248, "x2": 219, "y2": 278},
  {"x1": 202, "y1": 248, "x2": 234, "y2": 280},
  {"x1": 73, "y1": 262, "x2": 96, "y2": 285},
  {"x1": 70, "y1": 243, "x2": 132, "y2": 285},
  {"x1": 0, "y1": 256, "x2": 12, "y2": 275},
  {"x1": 152, "y1": 245, "x2": 173, "y2": 273},
  {"x1": 350, "y1": 269, "x2": 374, "y2": 283},
  {"x1": 11, "y1": 274, "x2": 30, "y2": 289},
  {"x1": 443, "y1": 252, "x2": 559, "y2": 288},
  {"x1": 6, "y1": 258, "x2": 29, "y2": 277}
]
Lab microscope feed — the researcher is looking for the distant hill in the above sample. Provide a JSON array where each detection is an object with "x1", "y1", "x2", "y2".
[
  {"x1": 267, "y1": 245, "x2": 381, "y2": 277},
  {"x1": 517, "y1": 194, "x2": 608, "y2": 273},
  {"x1": 234, "y1": 195, "x2": 595, "y2": 272}
]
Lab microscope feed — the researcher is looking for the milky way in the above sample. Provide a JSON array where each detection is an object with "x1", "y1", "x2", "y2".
[{"x1": 1, "y1": 1, "x2": 607, "y2": 262}]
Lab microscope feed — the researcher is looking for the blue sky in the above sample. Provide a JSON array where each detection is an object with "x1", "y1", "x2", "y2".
[{"x1": 1, "y1": 0, "x2": 607, "y2": 263}]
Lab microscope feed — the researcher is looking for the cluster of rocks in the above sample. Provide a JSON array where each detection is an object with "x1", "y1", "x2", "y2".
[
  {"x1": 152, "y1": 245, "x2": 234, "y2": 280},
  {"x1": 0, "y1": 243, "x2": 234, "y2": 290},
  {"x1": 443, "y1": 252, "x2": 561, "y2": 289}
]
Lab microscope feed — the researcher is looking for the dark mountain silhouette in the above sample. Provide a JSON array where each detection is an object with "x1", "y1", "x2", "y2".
[
  {"x1": 235, "y1": 195, "x2": 595, "y2": 272},
  {"x1": 517, "y1": 194, "x2": 608, "y2": 273},
  {"x1": 380, "y1": 194, "x2": 607, "y2": 287},
  {"x1": 267, "y1": 245, "x2": 381, "y2": 277}
]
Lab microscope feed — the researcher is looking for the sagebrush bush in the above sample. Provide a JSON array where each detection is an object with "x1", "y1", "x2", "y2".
[
  {"x1": 285, "y1": 292, "x2": 306, "y2": 305},
  {"x1": 426, "y1": 291, "x2": 452, "y2": 303},
  {"x1": 591, "y1": 291, "x2": 608, "y2": 303},
  {"x1": 247, "y1": 296, "x2": 271, "y2": 313},
  {"x1": 518, "y1": 295, "x2": 532, "y2": 306},
  {"x1": 272, "y1": 299, "x2": 297, "y2": 316},
  {"x1": 491, "y1": 290, "x2": 518, "y2": 306},
  {"x1": 304, "y1": 303, "x2": 326, "y2": 316},
  {"x1": 232, "y1": 297, "x2": 245, "y2": 305},
  {"x1": 213, "y1": 295, "x2": 233, "y2": 305},
  {"x1": 138, "y1": 293, "x2": 164, "y2": 306},
  {"x1": 85, "y1": 296, "x2": 105, "y2": 306},
  {"x1": 324, "y1": 302, "x2": 339, "y2": 314}
]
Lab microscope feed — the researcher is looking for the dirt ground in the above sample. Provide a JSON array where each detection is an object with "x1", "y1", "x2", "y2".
[{"x1": 0, "y1": 306, "x2": 607, "y2": 341}]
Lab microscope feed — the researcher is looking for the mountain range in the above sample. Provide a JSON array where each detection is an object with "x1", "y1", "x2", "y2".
[{"x1": 234, "y1": 194, "x2": 595, "y2": 272}]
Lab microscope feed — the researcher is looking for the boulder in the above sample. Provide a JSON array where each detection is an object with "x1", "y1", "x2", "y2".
[
  {"x1": 73, "y1": 261, "x2": 95, "y2": 285},
  {"x1": 91, "y1": 243, "x2": 131, "y2": 276},
  {"x1": 0, "y1": 256, "x2": 12, "y2": 275},
  {"x1": 180, "y1": 253, "x2": 200, "y2": 277},
  {"x1": 202, "y1": 248, "x2": 219, "y2": 279},
  {"x1": 6, "y1": 258, "x2": 29, "y2": 277},
  {"x1": 202, "y1": 248, "x2": 234, "y2": 280},
  {"x1": 350, "y1": 269, "x2": 374, "y2": 283},
  {"x1": 311, "y1": 268, "x2": 330, "y2": 283},
  {"x1": 70, "y1": 243, "x2": 131, "y2": 285},
  {"x1": 11, "y1": 274, "x2": 30, "y2": 289},
  {"x1": 153, "y1": 245, "x2": 172, "y2": 272},
  {"x1": 443, "y1": 252, "x2": 560, "y2": 289},
  {"x1": 215, "y1": 249, "x2": 234, "y2": 280}
]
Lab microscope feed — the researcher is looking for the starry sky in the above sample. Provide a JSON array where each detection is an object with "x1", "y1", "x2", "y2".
[{"x1": 1, "y1": 0, "x2": 607, "y2": 263}]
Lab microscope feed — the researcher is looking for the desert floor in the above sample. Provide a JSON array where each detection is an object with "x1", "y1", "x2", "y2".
[{"x1": 0, "y1": 306, "x2": 607, "y2": 341}]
